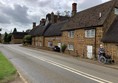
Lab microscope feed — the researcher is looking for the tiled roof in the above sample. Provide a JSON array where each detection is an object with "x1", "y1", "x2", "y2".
[
  {"x1": 101, "y1": 16, "x2": 118, "y2": 43},
  {"x1": 12, "y1": 32, "x2": 28, "y2": 39},
  {"x1": 61, "y1": 1, "x2": 115, "y2": 31},
  {"x1": 29, "y1": 23, "x2": 51, "y2": 37},
  {"x1": 44, "y1": 21, "x2": 67, "y2": 37}
]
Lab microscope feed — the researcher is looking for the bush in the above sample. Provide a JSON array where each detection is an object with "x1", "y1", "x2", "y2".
[
  {"x1": 61, "y1": 44, "x2": 67, "y2": 53},
  {"x1": 23, "y1": 35, "x2": 32, "y2": 45}
]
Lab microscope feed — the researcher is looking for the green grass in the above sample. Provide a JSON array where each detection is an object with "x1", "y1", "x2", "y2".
[{"x1": 0, "y1": 52, "x2": 16, "y2": 82}]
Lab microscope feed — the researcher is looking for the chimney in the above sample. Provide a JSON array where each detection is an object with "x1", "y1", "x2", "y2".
[
  {"x1": 72, "y1": 3, "x2": 77, "y2": 16},
  {"x1": 33, "y1": 22, "x2": 36, "y2": 28},
  {"x1": 51, "y1": 12, "x2": 55, "y2": 23},
  {"x1": 40, "y1": 18, "x2": 46, "y2": 26}
]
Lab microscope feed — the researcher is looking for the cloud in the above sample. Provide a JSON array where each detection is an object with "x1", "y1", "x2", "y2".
[
  {"x1": 0, "y1": 14, "x2": 11, "y2": 24},
  {"x1": 0, "y1": 0, "x2": 110, "y2": 33},
  {"x1": 78, "y1": 0, "x2": 102, "y2": 11},
  {"x1": 1, "y1": 4, "x2": 31, "y2": 24}
]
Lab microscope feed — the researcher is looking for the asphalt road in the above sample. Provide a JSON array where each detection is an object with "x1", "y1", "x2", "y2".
[{"x1": 0, "y1": 44, "x2": 118, "y2": 83}]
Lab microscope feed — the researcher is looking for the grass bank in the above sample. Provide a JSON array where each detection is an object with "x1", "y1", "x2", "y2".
[{"x1": 0, "y1": 52, "x2": 17, "y2": 83}]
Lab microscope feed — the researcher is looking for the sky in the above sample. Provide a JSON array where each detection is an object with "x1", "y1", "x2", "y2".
[{"x1": 0, "y1": 0, "x2": 110, "y2": 34}]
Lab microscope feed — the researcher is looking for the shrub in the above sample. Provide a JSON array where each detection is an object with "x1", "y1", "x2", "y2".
[
  {"x1": 61, "y1": 44, "x2": 67, "y2": 53},
  {"x1": 23, "y1": 35, "x2": 32, "y2": 45}
]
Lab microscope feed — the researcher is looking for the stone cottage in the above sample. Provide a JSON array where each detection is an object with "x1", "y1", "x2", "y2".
[
  {"x1": 61, "y1": 0, "x2": 118, "y2": 62},
  {"x1": 11, "y1": 32, "x2": 28, "y2": 44},
  {"x1": 30, "y1": 12, "x2": 69, "y2": 49}
]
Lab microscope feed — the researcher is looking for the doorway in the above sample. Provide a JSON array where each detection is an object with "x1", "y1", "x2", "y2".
[{"x1": 87, "y1": 45, "x2": 93, "y2": 59}]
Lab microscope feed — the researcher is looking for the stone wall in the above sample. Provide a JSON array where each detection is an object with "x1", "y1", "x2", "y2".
[
  {"x1": 32, "y1": 36, "x2": 44, "y2": 47},
  {"x1": 44, "y1": 36, "x2": 61, "y2": 47},
  {"x1": 104, "y1": 43, "x2": 118, "y2": 62},
  {"x1": 62, "y1": 27, "x2": 103, "y2": 58},
  {"x1": 11, "y1": 39, "x2": 23, "y2": 44}
]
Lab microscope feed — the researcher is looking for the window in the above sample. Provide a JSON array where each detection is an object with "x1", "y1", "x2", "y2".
[
  {"x1": 115, "y1": 8, "x2": 118, "y2": 15},
  {"x1": 48, "y1": 42, "x2": 53, "y2": 47},
  {"x1": 85, "y1": 29, "x2": 95, "y2": 38},
  {"x1": 68, "y1": 31, "x2": 74, "y2": 38},
  {"x1": 68, "y1": 44, "x2": 74, "y2": 51}
]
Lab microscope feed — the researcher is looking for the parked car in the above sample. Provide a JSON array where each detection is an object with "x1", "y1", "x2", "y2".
[{"x1": 53, "y1": 46, "x2": 60, "y2": 52}]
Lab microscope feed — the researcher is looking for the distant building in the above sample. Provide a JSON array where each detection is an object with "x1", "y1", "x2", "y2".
[{"x1": 11, "y1": 32, "x2": 28, "y2": 44}]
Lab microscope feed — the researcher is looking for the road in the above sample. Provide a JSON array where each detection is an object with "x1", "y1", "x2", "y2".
[{"x1": 0, "y1": 44, "x2": 118, "y2": 83}]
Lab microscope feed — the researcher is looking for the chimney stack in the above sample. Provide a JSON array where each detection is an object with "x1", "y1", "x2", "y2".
[
  {"x1": 72, "y1": 3, "x2": 77, "y2": 16},
  {"x1": 51, "y1": 12, "x2": 55, "y2": 23},
  {"x1": 40, "y1": 18, "x2": 46, "y2": 26},
  {"x1": 33, "y1": 22, "x2": 36, "y2": 28}
]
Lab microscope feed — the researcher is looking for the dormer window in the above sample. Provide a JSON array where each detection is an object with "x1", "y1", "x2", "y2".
[
  {"x1": 115, "y1": 8, "x2": 118, "y2": 15},
  {"x1": 99, "y1": 12, "x2": 102, "y2": 18}
]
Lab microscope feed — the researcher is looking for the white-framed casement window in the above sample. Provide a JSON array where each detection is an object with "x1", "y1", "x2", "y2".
[
  {"x1": 85, "y1": 29, "x2": 95, "y2": 38},
  {"x1": 68, "y1": 31, "x2": 74, "y2": 38},
  {"x1": 67, "y1": 44, "x2": 74, "y2": 51},
  {"x1": 48, "y1": 42, "x2": 53, "y2": 47},
  {"x1": 115, "y1": 8, "x2": 118, "y2": 15}
]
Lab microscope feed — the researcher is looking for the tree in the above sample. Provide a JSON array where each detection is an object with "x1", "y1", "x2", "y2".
[
  {"x1": 3, "y1": 32, "x2": 8, "y2": 43},
  {"x1": 13, "y1": 28, "x2": 17, "y2": 33},
  {"x1": 23, "y1": 35, "x2": 32, "y2": 45},
  {"x1": 7, "y1": 33, "x2": 12, "y2": 43},
  {"x1": 3, "y1": 32, "x2": 12, "y2": 43}
]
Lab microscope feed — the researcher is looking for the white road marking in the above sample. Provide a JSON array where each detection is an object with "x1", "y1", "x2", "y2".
[
  {"x1": 17, "y1": 71, "x2": 28, "y2": 83},
  {"x1": 6, "y1": 46, "x2": 113, "y2": 83}
]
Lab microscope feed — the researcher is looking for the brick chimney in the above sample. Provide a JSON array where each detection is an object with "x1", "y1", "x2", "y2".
[
  {"x1": 72, "y1": 3, "x2": 77, "y2": 16},
  {"x1": 33, "y1": 22, "x2": 36, "y2": 28},
  {"x1": 40, "y1": 18, "x2": 46, "y2": 26},
  {"x1": 51, "y1": 12, "x2": 55, "y2": 23}
]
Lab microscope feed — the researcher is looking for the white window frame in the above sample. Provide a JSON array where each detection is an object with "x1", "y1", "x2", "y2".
[
  {"x1": 115, "y1": 8, "x2": 118, "y2": 15},
  {"x1": 68, "y1": 31, "x2": 74, "y2": 38},
  {"x1": 67, "y1": 44, "x2": 74, "y2": 51},
  {"x1": 48, "y1": 42, "x2": 53, "y2": 47},
  {"x1": 85, "y1": 29, "x2": 95, "y2": 38}
]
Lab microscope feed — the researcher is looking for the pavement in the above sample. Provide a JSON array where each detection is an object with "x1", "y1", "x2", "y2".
[{"x1": 25, "y1": 46, "x2": 118, "y2": 70}]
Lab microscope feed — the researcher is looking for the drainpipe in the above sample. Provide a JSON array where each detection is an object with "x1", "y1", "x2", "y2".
[{"x1": 94, "y1": 28, "x2": 97, "y2": 59}]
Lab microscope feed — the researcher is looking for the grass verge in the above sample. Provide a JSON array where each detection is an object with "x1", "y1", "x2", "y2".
[{"x1": 0, "y1": 52, "x2": 17, "y2": 83}]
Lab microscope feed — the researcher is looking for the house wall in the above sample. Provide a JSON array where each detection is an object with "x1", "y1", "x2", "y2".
[
  {"x1": 104, "y1": 43, "x2": 118, "y2": 62},
  {"x1": 62, "y1": 8, "x2": 118, "y2": 60},
  {"x1": 32, "y1": 36, "x2": 44, "y2": 47},
  {"x1": 62, "y1": 27, "x2": 103, "y2": 58},
  {"x1": 11, "y1": 39, "x2": 23, "y2": 44},
  {"x1": 32, "y1": 37, "x2": 35, "y2": 46},
  {"x1": 62, "y1": 31, "x2": 77, "y2": 56},
  {"x1": 44, "y1": 36, "x2": 61, "y2": 48},
  {"x1": 11, "y1": 36, "x2": 23, "y2": 44}
]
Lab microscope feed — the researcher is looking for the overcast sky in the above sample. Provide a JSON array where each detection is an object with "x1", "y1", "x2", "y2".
[{"x1": 0, "y1": 0, "x2": 110, "y2": 33}]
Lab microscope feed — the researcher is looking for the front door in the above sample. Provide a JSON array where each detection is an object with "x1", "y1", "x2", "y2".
[{"x1": 87, "y1": 45, "x2": 93, "y2": 59}]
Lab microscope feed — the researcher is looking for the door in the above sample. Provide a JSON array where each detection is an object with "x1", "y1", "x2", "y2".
[{"x1": 87, "y1": 45, "x2": 93, "y2": 59}]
